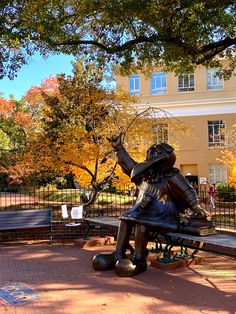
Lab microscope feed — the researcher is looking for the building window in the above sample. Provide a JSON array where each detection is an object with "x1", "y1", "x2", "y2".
[
  {"x1": 152, "y1": 123, "x2": 168, "y2": 142},
  {"x1": 209, "y1": 164, "x2": 227, "y2": 184},
  {"x1": 151, "y1": 72, "x2": 166, "y2": 94},
  {"x1": 178, "y1": 73, "x2": 194, "y2": 92},
  {"x1": 208, "y1": 120, "x2": 226, "y2": 147},
  {"x1": 207, "y1": 69, "x2": 224, "y2": 90},
  {"x1": 129, "y1": 74, "x2": 140, "y2": 95}
]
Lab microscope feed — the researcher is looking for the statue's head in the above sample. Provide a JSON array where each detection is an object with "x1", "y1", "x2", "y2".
[
  {"x1": 146, "y1": 143, "x2": 176, "y2": 170},
  {"x1": 131, "y1": 143, "x2": 176, "y2": 182}
]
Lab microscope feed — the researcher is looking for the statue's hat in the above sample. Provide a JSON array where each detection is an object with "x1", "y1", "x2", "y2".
[{"x1": 131, "y1": 143, "x2": 176, "y2": 182}]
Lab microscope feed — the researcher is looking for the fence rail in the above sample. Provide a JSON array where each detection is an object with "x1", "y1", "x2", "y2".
[{"x1": 0, "y1": 186, "x2": 235, "y2": 231}]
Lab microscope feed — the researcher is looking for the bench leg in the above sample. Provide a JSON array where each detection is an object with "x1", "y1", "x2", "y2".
[
  {"x1": 49, "y1": 225, "x2": 53, "y2": 244},
  {"x1": 49, "y1": 233, "x2": 53, "y2": 244},
  {"x1": 84, "y1": 223, "x2": 92, "y2": 240},
  {"x1": 84, "y1": 222, "x2": 102, "y2": 240},
  {"x1": 156, "y1": 235, "x2": 196, "y2": 263}
]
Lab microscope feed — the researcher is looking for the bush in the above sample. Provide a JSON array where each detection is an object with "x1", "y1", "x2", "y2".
[
  {"x1": 217, "y1": 184, "x2": 236, "y2": 202},
  {"x1": 2, "y1": 186, "x2": 19, "y2": 193}
]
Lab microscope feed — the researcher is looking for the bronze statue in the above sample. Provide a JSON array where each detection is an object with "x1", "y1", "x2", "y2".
[{"x1": 93, "y1": 134, "x2": 213, "y2": 277}]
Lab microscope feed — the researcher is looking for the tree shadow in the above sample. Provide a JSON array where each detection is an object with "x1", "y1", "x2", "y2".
[{"x1": 0, "y1": 243, "x2": 235, "y2": 313}]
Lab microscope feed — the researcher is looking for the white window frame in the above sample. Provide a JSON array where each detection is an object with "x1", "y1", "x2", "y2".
[
  {"x1": 207, "y1": 69, "x2": 224, "y2": 90},
  {"x1": 208, "y1": 120, "x2": 226, "y2": 147},
  {"x1": 152, "y1": 123, "x2": 168, "y2": 143},
  {"x1": 178, "y1": 73, "x2": 194, "y2": 92},
  {"x1": 209, "y1": 164, "x2": 227, "y2": 185},
  {"x1": 151, "y1": 72, "x2": 167, "y2": 95},
  {"x1": 129, "y1": 74, "x2": 140, "y2": 95}
]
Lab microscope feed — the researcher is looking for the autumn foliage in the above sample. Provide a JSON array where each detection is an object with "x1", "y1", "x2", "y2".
[
  {"x1": 218, "y1": 125, "x2": 236, "y2": 184},
  {"x1": 0, "y1": 60, "x2": 188, "y2": 193},
  {"x1": 21, "y1": 60, "x2": 141, "y2": 191}
]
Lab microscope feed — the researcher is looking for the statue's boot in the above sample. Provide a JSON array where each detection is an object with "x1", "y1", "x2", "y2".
[
  {"x1": 93, "y1": 251, "x2": 125, "y2": 271},
  {"x1": 115, "y1": 255, "x2": 147, "y2": 277},
  {"x1": 115, "y1": 223, "x2": 149, "y2": 277},
  {"x1": 93, "y1": 220, "x2": 133, "y2": 271}
]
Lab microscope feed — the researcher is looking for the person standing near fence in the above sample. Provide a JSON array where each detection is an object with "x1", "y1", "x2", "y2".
[{"x1": 209, "y1": 183, "x2": 216, "y2": 209}]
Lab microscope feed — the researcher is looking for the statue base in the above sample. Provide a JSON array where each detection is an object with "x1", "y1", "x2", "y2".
[{"x1": 151, "y1": 256, "x2": 202, "y2": 270}]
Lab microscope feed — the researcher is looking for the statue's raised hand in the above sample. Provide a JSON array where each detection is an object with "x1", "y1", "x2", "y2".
[{"x1": 107, "y1": 133, "x2": 124, "y2": 150}]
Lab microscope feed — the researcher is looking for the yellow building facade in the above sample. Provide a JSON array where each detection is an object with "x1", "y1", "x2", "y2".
[{"x1": 116, "y1": 64, "x2": 236, "y2": 186}]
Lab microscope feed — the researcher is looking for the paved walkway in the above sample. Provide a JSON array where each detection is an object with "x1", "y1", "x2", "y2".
[{"x1": 0, "y1": 241, "x2": 235, "y2": 314}]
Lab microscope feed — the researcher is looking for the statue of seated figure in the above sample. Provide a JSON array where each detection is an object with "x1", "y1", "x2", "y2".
[{"x1": 93, "y1": 134, "x2": 213, "y2": 277}]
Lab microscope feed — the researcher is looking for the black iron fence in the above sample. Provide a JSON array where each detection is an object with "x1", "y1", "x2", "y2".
[
  {"x1": 0, "y1": 185, "x2": 235, "y2": 231},
  {"x1": 199, "y1": 184, "x2": 236, "y2": 231},
  {"x1": 0, "y1": 185, "x2": 136, "y2": 221}
]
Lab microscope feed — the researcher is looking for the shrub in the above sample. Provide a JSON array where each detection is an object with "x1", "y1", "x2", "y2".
[{"x1": 217, "y1": 184, "x2": 236, "y2": 202}]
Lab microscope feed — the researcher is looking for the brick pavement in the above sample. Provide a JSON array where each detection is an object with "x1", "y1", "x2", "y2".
[{"x1": 0, "y1": 241, "x2": 235, "y2": 314}]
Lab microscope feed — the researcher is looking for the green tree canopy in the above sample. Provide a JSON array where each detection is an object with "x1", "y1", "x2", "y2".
[
  {"x1": 1, "y1": 0, "x2": 235, "y2": 79},
  {"x1": 0, "y1": 95, "x2": 34, "y2": 185},
  {"x1": 0, "y1": 97, "x2": 28, "y2": 152}
]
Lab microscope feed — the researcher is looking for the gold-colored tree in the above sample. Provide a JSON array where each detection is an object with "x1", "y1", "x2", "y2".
[
  {"x1": 218, "y1": 124, "x2": 236, "y2": 185},
  {"x1": 23, "y1": 60, "x2": 140, "y2": 200},
  {"x1": 22, "y1": 60, "x2": 188, "y2": 203}
]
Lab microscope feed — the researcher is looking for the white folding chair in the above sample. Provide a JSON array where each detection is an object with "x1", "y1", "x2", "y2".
[
  {"x1": 71, "y1": 205, "x2": 83, "y2": 220},
  {"x1": 65, "y1": 205, "x2": 83, "y2": 227}
]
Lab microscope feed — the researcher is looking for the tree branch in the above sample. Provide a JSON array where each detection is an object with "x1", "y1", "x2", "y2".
[
  {"x1": 50, "y1": 34, "x2": 160, "y2": 53},
  {"x1": 195, "y1": 37, "x2": 236, "y2": 64},
  {"x1": 51, "y1": 33, "x2": 236, "y2": 66},
  {"x1": 64, "y1": 161, "x2": 95, "y2": 181},
  {"x1": 198, "y1": 37, "x2": 236, "y2": 54}
]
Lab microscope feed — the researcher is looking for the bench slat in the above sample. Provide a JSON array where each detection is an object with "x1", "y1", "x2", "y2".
[
  {"x1": 85, "y1": 217, "x2": 120, "y2": 227},
  {"x1": 0, "y1": 209, "x2": 50, "y2": 215},
  {"x1": 0, "y1": 209, "x2": 51, "y2": 231},
  {"x1": 168, "y1": 232, "x2": 236, "y2": 249},
  {"x1": 0, "y1": 224, "x2": 51, "y2": 231}
]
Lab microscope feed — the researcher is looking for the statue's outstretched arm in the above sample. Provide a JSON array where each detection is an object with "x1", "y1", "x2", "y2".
[{"x1": 108, "y1": 134, "x2": 137, "y2": 177}]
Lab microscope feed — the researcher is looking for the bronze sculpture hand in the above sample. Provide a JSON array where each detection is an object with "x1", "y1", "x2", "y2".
[{"x1": 192, "y1": 204, "x2": 210, "y2": 219}]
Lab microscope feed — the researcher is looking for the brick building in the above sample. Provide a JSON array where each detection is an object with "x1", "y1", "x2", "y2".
[{"x1": 116, "y1": 62, "x2": 236, "y2": 186}]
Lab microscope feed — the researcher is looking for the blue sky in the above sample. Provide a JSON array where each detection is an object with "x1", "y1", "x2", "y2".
[{"x1": 0, "y1": 54, "x2": 75, "y2": 100}]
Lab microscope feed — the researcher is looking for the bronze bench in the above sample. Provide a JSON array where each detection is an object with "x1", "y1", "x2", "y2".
[{"x1": 84, "y1": 215, "x2": 236, "y2": 258}]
